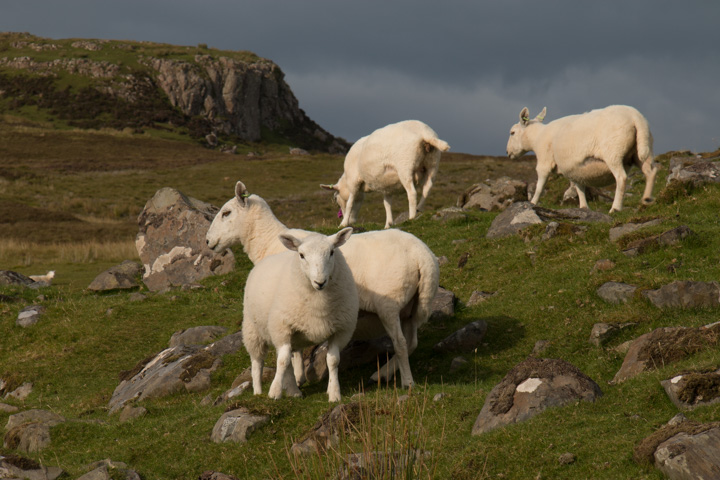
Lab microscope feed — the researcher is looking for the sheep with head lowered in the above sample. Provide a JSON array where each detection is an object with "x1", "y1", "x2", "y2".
[
  {"x1": 206, "y1": 181, "x2": 439, "y2": 388},
  {"x1": 506, "y1": 105, "x2": 659, "y2": 213},
  {"x1": 321, "y1": 120, "x2": 450, "y2": 229},
  {"x1": 242, "y1": 227, "x2": 357, "y2": 402}
]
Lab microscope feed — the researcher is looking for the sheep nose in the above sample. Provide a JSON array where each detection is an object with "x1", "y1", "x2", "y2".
[{"x1": 314, "y1": 280, "x2": 326, "y2": 290}]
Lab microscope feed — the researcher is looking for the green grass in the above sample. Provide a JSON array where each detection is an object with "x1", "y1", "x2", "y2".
[{"x1": 1, "y1": 118, "x2": 720, "y2": 478}]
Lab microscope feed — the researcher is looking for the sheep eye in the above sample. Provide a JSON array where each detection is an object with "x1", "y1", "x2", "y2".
[
  {"x1": 299, "y1": 253, "x2": 305, "y2": 259},
  {"x1": 510, "y1": 131, "x2": 515, "y2": 136},
  {"x1": 222, "y1": 210, "x2": 231, "y2": 218},
  {"x1": 330, "y1": 250, "x2": 334, "y2": 257}
]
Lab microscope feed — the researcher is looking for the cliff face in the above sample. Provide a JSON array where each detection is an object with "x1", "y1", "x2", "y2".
[{"x1": 0, "y1": 33, "x2": 348, "y2": 153}]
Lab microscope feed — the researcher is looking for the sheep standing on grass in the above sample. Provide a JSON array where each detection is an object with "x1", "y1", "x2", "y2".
[
  {"x1": 206, "y1": 181, "x2": 439, "y2": 388},
  {"x1": 506, "y1": 105, "x2": 659, "y2": 213},
  {"x1": 242, "y1": 228, "x2": 357, "y2": 402},
  {"x1": 322, "y1": 120, "x2": 450, "y2": 229}
]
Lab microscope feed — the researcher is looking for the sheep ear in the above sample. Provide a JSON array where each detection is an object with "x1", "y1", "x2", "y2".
[
  {"x1": 279, "y1": 233, "x2": 302, "y2": 252},
  {"x1": 519, "y1": 107, "x2": 530, "y2": 125},
  {"x1": 320, "y1": 184, "x2": 338, "y2": 192},
  {"x1": 535, "y1": 107, "x2": 547, "y2": 122},
  {"x1": 235, "y1": 181, "x2": 249, "y2": 207},
  {"x1": 332, "y1": 227, "x2": 353, "y2": 248}
]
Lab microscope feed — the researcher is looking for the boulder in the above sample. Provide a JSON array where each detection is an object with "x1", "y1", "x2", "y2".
[
  {"x1": 6, "y1": 409, "x2": 66, "y2": 430},
  {"x1": 0, "y1": 454, "x2": 64, "y2": 480},
  {"x1": 430, "y1": 287, "x2": 455, "y2": 320},
  {"x1": 661, "y1": 368, "x2": 720, "y2": 410},
  {"x1": 622, "y1": 225, "x2": 695, "y2": 256},
  {"x1": 472, "y1": 357, "x2": 603, "y2": 435},
  {"x1": 3, "y1": 423, "x2": 51, "y2": 453},
  {"x1": 666, "y1": 155, "x2": 720, "y2": 186},
  {"x1": 486, "y1": 202, "x2": 611, "y2": 239},
  {"x1": 597, "y1": 282, "x2": 637, "y2": 304},
  {"x1": 77, "y1": 459, "x2": 141, "y2": 480},
  {"x1": 613, "y1": 324, "x2": 720, "y2": 383},
  {"x1": 87, "y1": 260, "x2": 142, "y2": 292},
  {"x1": 635, "y1": 418, "x2": 720, "y2": 480},
  {"x1": 210, "y1": 408, "x2": 269, "y2": 444},
  {"x1": 433, "y1": 320, "x2": 488, "y2": 353},
  {"x1": 16, "y1": 305, "x2": 45, "y2": 328},
  {"x1": 0, "y1": 270, "x2": 34, "y2": 286},
  {"x1": 136, "y1": 188, "x2": 235, "y2": 292},
  {"x1": 457, "y1": 177, "x2": 528, "y2": 212},
  {"x1": 108, "y1": 331, "x2": 243, "y2": 413},
  {"x1": 644, "y1": 281, "x2": 720, "y2": 308},
  {"x1": 609, "y1": 218, "x2": 663, "y2": 243},
  {"x1": 291, "y1": 402, "x2": 360, "y2": 455},
  {"x1": 169, "y1": 326, "x2": 228, "y2": 347}
]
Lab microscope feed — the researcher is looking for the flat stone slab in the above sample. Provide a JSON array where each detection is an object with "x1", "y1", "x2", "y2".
[
  {"x1": 472, "y1": 357, "x2": 602, "y2": 435},
  {"x1": 609, "y1": 218, "x2": 663, "y2": 242},
  {"x1": 169, "y1": 326, "x2": 228, "y2": 347},
  {"x1": 644, "y1": 280, "x2": 720, "y2": 308}
]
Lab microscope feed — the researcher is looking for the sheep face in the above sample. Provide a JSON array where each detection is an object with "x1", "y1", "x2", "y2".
[
  {"x1": 506, "y1": 107, "x2": 546, "y2": 159},
  {"x1": 279, "y1": 228, "x2": 352, "y2": 291},
  {"x1": 206, "y1": 181, "x2": 253, "y2": 252}
]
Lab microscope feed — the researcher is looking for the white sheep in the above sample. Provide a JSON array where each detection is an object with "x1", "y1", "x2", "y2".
[
  {"x1": 206, "y1": 181, "x2": 439, "y2": 388},
  {"x1": 242, "y1": 228, "x2": 358, "y2": 402},
  {"x1": 321, "y1": 120, "x2": 450, "y2": 229},
  {"x1": 505, "y1": 105, "x2": 659, "y2": 213},
  {"x1": 29, "y1": 270, "x2": 55, "y2": 284}
]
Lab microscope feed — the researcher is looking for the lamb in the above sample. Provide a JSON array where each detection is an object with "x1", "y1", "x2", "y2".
[
  {"x1": 242, "y1": 227, "x2": 358, "y2": 402},
  {"x1": 321, "y1": 120, "x2": 450, "y2": 229},
  {"x1": 505, "y1": 105, "x2": 659, "y2": 213},
  {"x1": 29, "y1": 270, "x2": 55, "y2": 284},
  {"x1": 206, "y1": 180, "x2": 439, "y2": 388}
]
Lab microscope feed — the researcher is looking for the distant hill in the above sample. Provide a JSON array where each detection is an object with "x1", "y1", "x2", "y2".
[{"x1": 0, "y1": 32, "x2": 349, "y2": 153}]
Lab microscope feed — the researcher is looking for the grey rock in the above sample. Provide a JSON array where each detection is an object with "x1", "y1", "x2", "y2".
[
  {"x1": 609, "y1": 218, "x2": 664, "y2": 243},
  {"x1": 108, "y1": 332, "x2": 243, "y2": 413},
  {"x1": 449, "y1": 356, "x2": 468, "y2": 373},
  {"x1": 661, "y1": 368, "x2": 720, "y2": 410},
  {"x1": 136, "y1": 188, "x2": 235, "y2": 292},
  {"x1": 467, "y1": 290, "x2": 496, "y2": 306},
  {"x1": 666, "y1": 156, "x2": 720, "y2": 186},
  {"x1": 614, "y1": 324, "x2": 720, "y2": 383},
  {"x1": 3, "y1": 422, "x2": 51, "y2": 453},
  {"x1": 558, "y1": 453, "x2": 577, "y2": 465},
  {"x1": 199, "y1": 472, "x2": 241, "y2": 480},
  {"x1": 433, "y1": 393, "x2": 448, "y2": 402},
  {"x1": 430, "y1": 287, "x2": 455, "y2": 320},
  {"x1": 128, "y1": 292, "x2": 146, "y2": 302},
  {"x1": 6, "y1": 409, "x2": 66, "y2": 430},
  {"x1": 88, "y1": 260, "x2": 142, "y2": 292},
  {"x1": 0, "y1": 454, "x2": 64, "y2": 480},
  {"x1": 16, "y1": 305, "x2": 45, "y2": 327},
  {"x1": 589, "y1": 322, "x2": 636, "y2": 346},
  {"x1": 654, "y1": 426, "x2": 720, "y2": 480},
  {"x1": 431, "y1": 207, "x2": 468, "y2": 222},
  {"x1": 301, "y1": 335, "x2": 395, "y2": 385},
  {"x1": 644, "y1": 280, "x2": 720, "y2": 308},
  {"x1": 436, "y1": 255, "x2": 449, "y2": 266},
  {"x1": 169, "y1": 326, "x2": 228, "y2": 348},
  {"x1": 289, "y1": 147, "x2": 309, "y2": 155},
  {"x1": 622, "y1": 226, "x2": 695, "y2": 257},
  {"x1": 5, "y1": 382, "x2": 33, "y2": 401},
  {"x1": 291, "y1": 403, "x2": 359, "y2": 455},
  {"x1": 541, "y1": 221, "x2": 587, "y2": 241},
  {"x1": 118, "y1": 406, "x2": 147, "y2": 423},
  {"x1": 457, "y1": 177, "x2": 528, "y2": 212},
  {"x1": 472, "y1": 357, "x2": 603, "y2": 435},
  {"x1": 0, "y1": 402, "x2": 19, "y2": 413},
  {"x1": 486, "y1": 202, "x2": 611, "y2": 239},
  {"x1": 211, "y1": 408, "x2": 269, "y2": 444},
  {"x1": 0, "y1": 270, "x2": 34, "y2": 286},
  {"x1": 79, "y1": 459, "x2": 141, "y2": 480},
  {"x1": 433, "y1": 320, "x2": 488, "y2": 353},
  {"x1": 597, "y1": 282, "x2": 637, "y2": 304}
]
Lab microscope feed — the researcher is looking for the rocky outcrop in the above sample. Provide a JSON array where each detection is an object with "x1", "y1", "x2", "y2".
[
  {"x1": 486, "y1": 202, "x2": 612, "y2": 239},
  {"x1": 457, "y1": 177, "x2": 528, "y2": 212},
  {"x1": 136, "y1": 188, "x2": 235, "y2": 292}
]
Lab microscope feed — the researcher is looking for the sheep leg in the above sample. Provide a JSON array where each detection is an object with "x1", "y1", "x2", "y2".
[
  {"x1": 251, "y1": 357, "x2": 265, "y2": 395},
  {"x1": 340, "y1": 193, "x2": 356, "y2": 227},
  {"x1": 369, "y1": 314, "x2": 413, "y2": 388},
  {"x1": 382, "y1": 194, "x2": 394, "y2": 229},
  {"x1": 291, "y1": 350, "x2": 306, "y2": 386},
  {"x1": 325, "y1": 341, "x2": 342, "y2": 402},
  {"x1": 416, "y1": 164, "x2": 438, "y2": 213},
  {"x1": 574, "y1": 183, "x2": 589, "y2": 209},
  {"x1": 608, "y1": 162, "x2": 628, "y2": 213},
  {"x1": 531, "y1": 167, "x2": 550, "y2": 204},
  {"x1": 269, "y1": 344, "x2": 293, "y2": 399},
  {"x1": 641, "y1": 160, "x2": 659, "y2": 204}
]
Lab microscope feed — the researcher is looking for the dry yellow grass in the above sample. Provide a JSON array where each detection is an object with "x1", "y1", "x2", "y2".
[{"x1": 0, "y1": 238, "x2": 138, "y2": 266}]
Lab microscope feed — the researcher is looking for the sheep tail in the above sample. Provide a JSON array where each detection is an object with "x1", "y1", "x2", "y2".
[
  {"x1": 411, "y1": 252, "x2": 440, "y2": 329},
  {"x1": 423, "y1": 137, "x2": 451, "y2": 153},
  {"x1": 634, "y1": 116, "x2": 654, "y2": 165}
]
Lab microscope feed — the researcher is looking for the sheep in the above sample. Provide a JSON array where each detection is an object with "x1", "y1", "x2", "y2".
[
  {"x1": 242, "y1": 227, "x2": 357, "y2": 402},
  {"x1": 29, "y1": 270, "x2": 55, "y2": 284},
  {"x1": 505, "y1": 105, "x2": 659, "y2": 213},
  {"x1": 321, "y1": 120, "x2": 450, "y2": 229},
  {"x1": 206, "y1": 180, "x2": 439, "y2": 388}
]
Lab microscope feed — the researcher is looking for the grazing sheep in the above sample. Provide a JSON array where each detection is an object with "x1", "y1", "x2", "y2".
[
  {"x1": 506, "y1": 105, "x2": 659, "y2": 213},
  {"x1": 206, "y1": 181, "x2": 439, "y2": 388},
  {"x1": 242, "y1": 228, "x2": 357, "y2": 402},
  {"x1": 321, "y1": 120, "x2": 450, "y2": 229},
  {"x1": 29, "y1": 270, "x2": 55, "y2": 284}
]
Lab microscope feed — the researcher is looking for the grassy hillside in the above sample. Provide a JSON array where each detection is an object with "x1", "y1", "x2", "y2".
[{"x1": 1, "y1": 118, "x2": 720, "y2": 479}]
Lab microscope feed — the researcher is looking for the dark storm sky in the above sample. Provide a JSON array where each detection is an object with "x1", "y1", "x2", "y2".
[{"x1": 1, "y1": 1, "x2": 718, "y2": 155}]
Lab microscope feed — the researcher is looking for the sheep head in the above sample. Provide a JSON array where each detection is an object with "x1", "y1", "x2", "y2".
[
  {"x1": 506, "y1": 107, "x2": 547, "y2": 159},
  {"x1": 206, "y1": 180, "x2": 257, "y2": 252},
  {"x1": 320, "y1": 181, "x2": 350, "y2": 218},
  {"x1": 279, "y1": 228, "x2": 352, "y2": 291}
]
